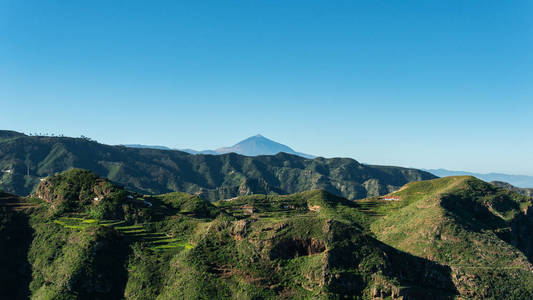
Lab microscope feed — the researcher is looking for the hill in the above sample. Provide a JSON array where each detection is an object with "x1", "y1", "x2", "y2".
[
  {"x1": 0, "y1": 130, "x2": 26, "y2": 139},
  {"x1": 491, "y1": 180, "x2": 533, "y2": 197},
  {"x1": 360, "y1": 176, "x2": 533, "y2": 298},
  {"x1": 0, "y1": 131, "x2": 435, "y2": 201}
]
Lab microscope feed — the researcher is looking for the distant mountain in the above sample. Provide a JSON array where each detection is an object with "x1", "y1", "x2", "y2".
[
  {"x1": 425, "y1": 168, "x2": 533, "y2": 188},
  {"x1": 211, "y1": 134, "x2": 314, "y2": 158},
  {"x1": 125, "y1": 134, "x2": 315, "y2": 158},
  {"x1": 491, "y1": 181, "x2": 533, "y2": 197},
  {"x1": 0, "y1": 130, "x2": 434, "y2": 201},
  {"x1": 178, "y1": 148, "x2": 217, "y2": 155},
  {"x1": 122, "y1": 144, "x2": 173, "y2": 151}
]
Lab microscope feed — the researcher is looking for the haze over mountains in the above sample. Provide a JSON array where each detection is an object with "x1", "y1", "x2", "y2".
[{"x1": 425, "y1": 169, "x2": 533, "y2": 188}]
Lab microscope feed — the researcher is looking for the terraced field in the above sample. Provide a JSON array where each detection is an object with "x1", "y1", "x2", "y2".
[
  {"x1": 0, "y1": 192, "x2": 40, "y2": 212},
  {"x1": 53, "y1": 216, "x2": 194, "y2": 252},
  {"x1": 215, "y1": 194, "x2": 311, "y2": 219},
  {"x1": 353, "y1": 198, "x2": 393, "y2": 219}
]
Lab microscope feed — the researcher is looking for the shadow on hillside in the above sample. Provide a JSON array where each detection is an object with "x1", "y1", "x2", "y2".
[
  {"x1": 440, "y1": 194, "x2": 511, "y2": 233},
  {"x1": 440, "y1": 193, "x2": 533, "y2": 265},
  {"x1": 509, "y1": 214, "x2": 533, "y2": 264},
  {"x1": 0, "y1": 207, "x2": 33, "y2": 299},
  {"x1": 84, "y1": 229, "x2": 131, "y2": 299},
  {"x1": 325, "y1": 220, "x2": 458, "y2": 298},
  {"x1": 380, "y1": 240, "x2": 459, "y2": 299}
]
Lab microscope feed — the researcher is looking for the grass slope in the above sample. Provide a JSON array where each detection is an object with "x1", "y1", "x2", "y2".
[
  {"x1": 150, "y1": 190, "x2": 456, "y2": 299},
  {"x1": 365, "y1": 176, "x2": 533, "y2": 298}
]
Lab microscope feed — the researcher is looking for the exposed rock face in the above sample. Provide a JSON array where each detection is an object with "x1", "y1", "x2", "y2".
[
  {"x1": 231, "y1": 219, "x2": 250, "y2": 240},
  {"x1": 34, "y1": 170, "x2": 113, "y2": 207}
]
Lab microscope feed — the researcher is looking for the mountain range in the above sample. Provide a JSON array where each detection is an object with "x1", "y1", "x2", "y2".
[
  {"x1": 2, "y1": 129, "x2": 533, "y2": 298},
  {"x1": 0, "y1": 130, "x2": 433, "y2": 201},
  {"x1": 125, "y1": 134, "x2": 315, "y2": 158},
  {"x1": 124, "y1": 135, "x2": 533, "y2": 189}
]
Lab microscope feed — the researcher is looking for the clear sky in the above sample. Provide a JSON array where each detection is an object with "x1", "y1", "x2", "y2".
[{"x1": 1, "y1": 1, "x2": 532, "y2": 175}]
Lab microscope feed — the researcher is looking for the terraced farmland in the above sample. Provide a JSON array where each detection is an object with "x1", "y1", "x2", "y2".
[
  {"x1": 53, "y1": 216, "x2": 194, "y2": 252},
  {"x1": 0, "y1": 192, "x2": 40, "y2": 212}
]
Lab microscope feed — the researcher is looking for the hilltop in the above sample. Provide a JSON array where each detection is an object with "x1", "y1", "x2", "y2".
[
  {"x1": 0, "y1": 130, "x2": 26, "y2": 139},
  {"x1": 359, "y1": 176, "x2": 533, "y2": 298},
  {"x1": 0, "y1": 131, "x2": 434, "y2": 201}
]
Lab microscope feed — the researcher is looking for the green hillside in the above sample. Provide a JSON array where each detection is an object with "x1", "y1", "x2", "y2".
[
  {"x1": 364, "y1": 176, "x2": 533, "y2": 298},
  {"x1": 0, "y1": 169, "x2": 457, "y2": 299},
  {"x1": 0, "y1": 131, "x2": 435, "y2": 201},
  {"x1": 3, "y1": 169, "x2": 533, "y2": 299}
]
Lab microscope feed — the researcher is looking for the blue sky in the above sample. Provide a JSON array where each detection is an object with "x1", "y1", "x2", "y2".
[{"x1": 1, "y1": 1, "x2": 532, "y2": 175}]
